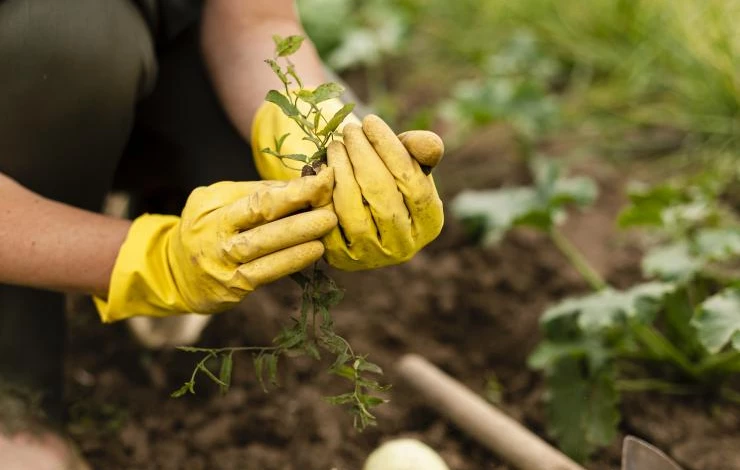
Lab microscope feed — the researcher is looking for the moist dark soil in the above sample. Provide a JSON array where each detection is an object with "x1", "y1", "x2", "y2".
[{"x1": 64, "y1": 126, "x2": 740, "y2": 470}]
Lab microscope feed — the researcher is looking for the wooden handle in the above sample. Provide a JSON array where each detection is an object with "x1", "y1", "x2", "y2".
[{"x1": 396, "y1": 354, "x2": 586, "y2": 470}]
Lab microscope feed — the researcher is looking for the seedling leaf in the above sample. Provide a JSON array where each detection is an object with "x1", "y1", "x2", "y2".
[
  {"x1": 264, "y1": 59, "x2": 288, "y2": 84},
  {"x1": 254, "y1": 354, "x2": 267, "y2": 392},
  {"x1": 642, "y1": 242, "x2": 701, "y2": 282},
  {"x1": 273, "y1": 35, "x2": 304, "y2": 57},
  {"x1": 274, "y1": 133, "x2": 290, "y2": 153},
  {"x1": 219, "y1": 352, "x2": 233, "y2": 395},
  {"x1": 542, "y1": 282, "x2": 675, "y2": 333},
  {"x1": 311, "y1": 83, "x2": 345, "y2": 103},
  {"x1": 170, "y1": 382, "x2": 194, "y2": 398},
  {"x1": 451, "y1": 161, "x2": 597, "y2": 244},
  {"x1": 266, "y1": 353, "x2": 279, "y2": 386},
  {"x1": 528, "y1": 338, "x2": 610, "y2": 372},
  {"x1": 324, "y1": 393, "x2": 355, "y2": 405},
  {"x1": 617, "y1": 183, "x2": 684, "y2": 228},
  {"x1": 692, "y1": 288, "x2": 740, "y2": 353},
  {"x1": 695, "y1": 228, "x2": 740, "y2": 262},
  {"x1": 297, "y1": 83, "x2": 344, "y2": 105},
  {"x1": 265, "y1": 90, "x2": 300, "y2": 117},
  {"x1": 546, "y1": 356, "x2": 618, "y2": 462},
  {"x1": 318, "y1": 103, "x2": 355, "y2": 136},
  {"x1": 356, "y1": 359, "x2": 383, "y2": 375}
]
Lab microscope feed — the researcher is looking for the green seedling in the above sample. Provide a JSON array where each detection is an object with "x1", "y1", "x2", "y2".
[
  {"x1": 453, "y1": 157, "x2": 740, "y2": 462},
  {"x1": 172, "y1": 35, "x2": 387, "y2": 431}
]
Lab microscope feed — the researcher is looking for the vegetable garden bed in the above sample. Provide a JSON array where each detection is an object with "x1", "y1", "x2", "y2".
[{"x1": 64, "y1": 128, "x2": 740, "y2": 469}]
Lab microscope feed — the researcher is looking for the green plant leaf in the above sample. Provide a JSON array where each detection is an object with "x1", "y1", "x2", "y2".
[
  {"x1": 305, "y1": 341, "x2": 321, "y2": 360},
  {"x1": 585, "y1": 368, "x2": 620, "y2": 446},
  {"x1": 550, "y1": 176, "x2": 599, "y2": 208},
  {"x1": 662, "y1": 287, "x2": 706, "y2": 359},
  {"x1": 528, "y1": 338, "x2": 610, "y2": 372},
  {"x1": 547, "y1": 358, "x2": 590, "y2": 462},
  {"x1": 355, "y1": 358, "x2": 383, "y2": 375},
  {"x1": 360, "y1": 395, "x2": 388, "y2": 407},
  {"x1": 264, "y1": 59, "x2": 288, "y2": 85},
  {"x1": 642, "y1": 242, "x2": 702, "y2": 282},
  {"x1": 274, "y1": 133, "x2": 290, "y2": 153},
  {"x1": 318, "y1": 103, "x2": 355, "y2": 136},
  {"x1": 542, "y1": 282, "x2": 675, "y2": 333},
  {"x1": 546, "y1": 357, "x2": 619, "y2": 462},
  {"x1": 218, "y1": 352, "x2": 233, "y2": 395},
  {"x1": 298, "y1": 83, "x2": 344, "y2": 105},
  {"x1": 265, "y1": 90, "x2": 300, "y2": 117},
  {"x1": 273, "y1": 35, "x2": 305, "y2": 57},
  {"x1": 695, "y1": 228, "x2": 740, "y2": 262},
  {"x1": 630, "y1": 323, "x2": 698, "y2": 376},
  {"x1": 617, "y1": 183, "x2": 683, "y2": 228},
  {"x1": 290, "y1": 272, "x2": 311, "y2": 288},
  {"x1": 451, "y1": 187, "x2": 542, "y2": 243},
  {"x1": 331, "y1": 364, "x2": 356, "y2": 381},
  {"x1": 262, "y1": 148, "x2": 309, "y2": 164},
  {"x1": 286, "y1": 63, "x2": 302, "y2": 88},
  {"x1": 451, "y1": 161, "x2": 597, "y2": 244},
  {"x1": 253, "y1": 354, "x2": 267, "y2": 393},
  {"x1": 275, "y1": 325, "x2": 305, "y2": 349},
  {"x1": 313, "y1": 82, "x2": 345, "y2": 102},
  {"x1": 281, "y1": 153, "x2": 310, "y2": 163},
  {"x1": 170, "y1": 381, "x2": 194, "y2": 398},
  {"x1": 324, "y1": 393, "x2": 355, "y2": 405},
  {"x1": 266, "y1": 353, "x2": 279, "y2": 386},
  {"x1": 692, "y1": 288, "x2": 740, "y2": 354}
]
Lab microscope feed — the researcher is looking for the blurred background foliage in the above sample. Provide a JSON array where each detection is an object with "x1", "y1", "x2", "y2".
[{"x1": 298, "y1": 0, "x2": 739, "y2": 169}]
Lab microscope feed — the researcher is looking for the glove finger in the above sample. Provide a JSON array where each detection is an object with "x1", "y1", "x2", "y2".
[
  {"x1": 362, "y1": 115, "x2": 442, "y2": 223},
  {"x1": 362, "y1": 115, "x2": 436, "y2": 196},
  {"x1": 327, "y1": 141, "x2": 376, "y2": 244},
  {"x1": 235, "y1": 241, "x2": 325, "y2": 289},
  {"x1": 343, "y1": 124, "x2": 413, "y2": 253},
  {"x1": 397, "y1": 130, "x2": 445, "y2": 170},
  {"x1": 225, "y1": 209, "x2": 337, "y2": 264},
  {"x1": 224, "y1": 168, "x2": 334, "y2": 230}
]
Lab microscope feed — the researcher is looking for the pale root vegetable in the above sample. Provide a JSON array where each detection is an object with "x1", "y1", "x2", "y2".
[{"x1": 363, "y1": 438, "x2": 449, "y2": 470}]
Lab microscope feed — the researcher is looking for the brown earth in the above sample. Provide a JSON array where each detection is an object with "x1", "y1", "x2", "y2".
[{"x1": 64, "y1": 126, "x2": 740, "y2": 470}]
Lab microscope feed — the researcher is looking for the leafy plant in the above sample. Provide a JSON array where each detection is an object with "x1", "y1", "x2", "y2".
[
  {"x1": 439, "y1": 31, "x2": 562, "y2": 144},
  {"x1": 298, "y1": 0, "x2": 412, "y2": 71},
  {"x1": 260, "y1": 35, "x2": 355, "y2": 173},
  {"x1": 489, "y1": 0, "x2": 740, "y2": 147},
  {"x1": 452, "y1": 161, "x2": 740, "y2": 461},
  {"x1": 172, "y1": 35, "x2": 387, "y2": 431}
]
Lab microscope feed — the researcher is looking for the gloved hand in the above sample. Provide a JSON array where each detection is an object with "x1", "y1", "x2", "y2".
[
  {"x1": 94, "y1": 170, "x2": 337, "y2": 322},
  {"x1": 252, "y1": 99, "x2": 444, "y2": 271}
]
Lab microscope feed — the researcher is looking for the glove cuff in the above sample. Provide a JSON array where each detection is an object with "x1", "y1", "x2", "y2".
[{"x1": 94, "y1": 214, "x2": 189, "y2": 323}]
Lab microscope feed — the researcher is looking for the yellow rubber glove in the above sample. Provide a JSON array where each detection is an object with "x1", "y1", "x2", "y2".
[
  {"x1": 252, "y1": 101, "x2": 444, "y2": 271},
  {"x1": 94, "y1": 170, "x2": 337, "y2": 323}
]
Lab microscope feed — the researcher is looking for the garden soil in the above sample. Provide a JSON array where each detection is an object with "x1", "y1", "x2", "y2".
[{"x1": 64, "y1": 126, "x2": 740, "y2": 470}]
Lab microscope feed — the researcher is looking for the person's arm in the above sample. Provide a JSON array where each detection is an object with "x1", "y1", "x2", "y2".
[
  {"x1": 0, "y1": 173, "x2": 130, "y2": 296},
  {"x1": 0, "y1": 168, "x2": 337, "y2": 322},
  {"x1": 201, "y1": 0, "x2": 327, "y2": 138}
]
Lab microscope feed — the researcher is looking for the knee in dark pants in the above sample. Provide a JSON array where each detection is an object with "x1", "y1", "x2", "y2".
[
  {"x1": 0, "y1": 0, "x2": 157, "y2": 210},
  {"x1": 0, "y1": 0, "x2": 157, "y2": 425}
]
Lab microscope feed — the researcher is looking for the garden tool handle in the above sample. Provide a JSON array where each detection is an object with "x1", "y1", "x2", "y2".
[{"x1": 396, "y1": 354, "x2": 586, "y2": 470}]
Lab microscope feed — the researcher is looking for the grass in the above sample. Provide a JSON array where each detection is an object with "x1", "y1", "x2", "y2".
[{"x1": 300, "y1": 0, "x2": 739, "y2": 153}]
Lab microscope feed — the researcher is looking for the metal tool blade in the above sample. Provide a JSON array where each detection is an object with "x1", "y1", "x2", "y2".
[{"x1": 622, "y1": 436, "x2": 683, "y2": 470}]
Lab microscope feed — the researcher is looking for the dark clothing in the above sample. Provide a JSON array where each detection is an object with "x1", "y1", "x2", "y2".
[
  {"x1": 0, "y1": 0, "x2": 257, "y2": 422},
  {"x1": 133, "y1": 0, "x2": 203, "y2": 45}
]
